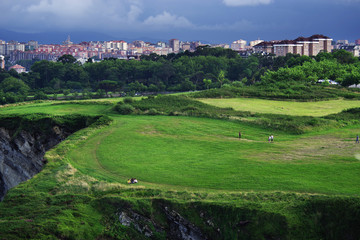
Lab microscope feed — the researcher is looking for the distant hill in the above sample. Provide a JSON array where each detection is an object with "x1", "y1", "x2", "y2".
[
  {"x1": 0, "y1": 29, "x2": 206, "y2": 44},
  {"x1": 0, "y1": 29, "x2": 148, "y2": 44}
]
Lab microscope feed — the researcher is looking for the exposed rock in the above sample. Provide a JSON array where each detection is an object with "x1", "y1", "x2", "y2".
[
  {"x1": 118, "y1": 210, "x2": 164, "y2": 238},
  {"x1": 0, "y1": 126, "x2": 69, "y2": 201},
  {"x1": 164, "y1": 206, "x2": 206, "y2": 240},
  {"x1": 118, "y1": 206, "x2": 206, "y2": 240}
]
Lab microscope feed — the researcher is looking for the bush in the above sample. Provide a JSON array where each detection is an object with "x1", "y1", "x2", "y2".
[
  {"x1": 33, "y1": 91, "x2": 49, "y2": 100},
  {"x1": 123, "y1": 97, "x2": 134, "y2": 104},
  {"x1": 115, "y1": 104, "x2": 135, "y2": 115},
  {"x1": 147, "y1": 108, "x2": 159, "y2": 115}
]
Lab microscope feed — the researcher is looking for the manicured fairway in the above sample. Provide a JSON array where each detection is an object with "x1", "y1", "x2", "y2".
[
  {"x1": 68, "y1": 115, "x2": 360, "y2": 195},
  {"x1": 199, "y1": 98, "x2": 360, "y2": 116}
]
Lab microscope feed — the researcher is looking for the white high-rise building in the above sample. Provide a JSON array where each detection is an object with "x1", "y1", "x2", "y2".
[
  {"x1": 0, "y1": 55, "x2": 5, "y2": 69},
  {"x1": 231, "y1": 39, "x2": 247, "y2": 50},
  {"x1": 169, "y1": 39, "x2": 180, "y2": 52},
  {"x1": 250, "y1": 39, "x2": 264, "y2": 47}
]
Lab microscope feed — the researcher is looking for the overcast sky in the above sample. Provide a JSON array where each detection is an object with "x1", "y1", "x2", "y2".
[{"x1": 0, "y1": 0, "x2": 359, "y2": 43}]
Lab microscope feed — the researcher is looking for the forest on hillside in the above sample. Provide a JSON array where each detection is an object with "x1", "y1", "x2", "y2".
[{"x1": 0, "y1": 46, "x2": 360, "y2": 104}]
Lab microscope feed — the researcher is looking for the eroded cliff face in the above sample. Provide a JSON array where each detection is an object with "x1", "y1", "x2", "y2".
[{"x1": 0, "y1": 126, "x2": 69, "y2": 201}]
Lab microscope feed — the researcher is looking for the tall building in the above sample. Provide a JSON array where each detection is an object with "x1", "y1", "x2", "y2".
[
  {"x1": 250, "y1": 39, "x2": 264, "y2": 47},
  {"x1": 336, "y1": 40, "x2": 349, "y2": 45},
  {"x1": 0, "y1": 55, "x2": 5, "y2": 69},
  {"x1": 157, "y1": 41, "x2": 166, "y2": 48},
  {"x1": 62, "y1": 35, "x2": 73, "y2": 46},
  {"x1": 0, "y1": 43, "x2": 5, "y2": 55},
  {"x1": 254, "y1": 34, "x2": 332, "y2": 56},
  {"x1": 3, "y1": 41, "x2": 25, "y2": 55},
  {"x1": 26, "y1": 40, "x2": 39, "y2": 51},
  {"x1": 169, "y1": 39, "x2": 180, "y2": 53},
  {"x1": 133, "y1": 40, "x2": 146, "y2": 48},
  {"x1": 230, "y1": 39, "x2": 247, "y2": 50}
]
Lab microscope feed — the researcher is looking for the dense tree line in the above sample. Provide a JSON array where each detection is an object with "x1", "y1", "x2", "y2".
[{"x1": 0, "y1": 47, "x2": 359, "y2": 104}]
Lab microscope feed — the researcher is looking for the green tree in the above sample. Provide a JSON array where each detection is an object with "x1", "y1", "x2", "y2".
[
  {"x1": 57, "y1": 54, "x2": 77, "y2": 64},
  {"x1": 98, "y1": 80, "x2": 118, "y2": 96},
  {"x1": 63, "y1": 89, "x2": 70, "y2": 99},
  {"x1": 33, "y1": 91, "x2": 49, "y2": 100},
  {"x1": 0, "y1": 77, "x2": 30, "y2": 95},
  {"x1": 217, "y1": 70, "x2": 227, "y2": 88},
  {"x1": 332, "y1": 50, "x2": 358, "y2": 64},
  {"x1": 203, "y1": 78, "x2": 212, "y2": 89}
]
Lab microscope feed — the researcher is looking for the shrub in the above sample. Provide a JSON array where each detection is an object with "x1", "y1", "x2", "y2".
[
  {"x1": 147, "y1": 108, "x2": 159, "y2": 115},
  {"x1": 34, "y1": 91, "x2": 49, "y2": 100},
  {"x1": 115, "y1": 104, "x2": 135, "y2": 115},
  {"x1": 123, "y1": 97, "x2": 134, "y2": 104}
]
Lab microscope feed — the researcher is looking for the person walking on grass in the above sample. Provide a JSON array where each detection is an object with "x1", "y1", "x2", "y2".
[
  {"x1": 356, "y1": 135, "x2": 359, "y2": 143},
  {"x1": 271, "y1": 134, "x2": 274, "y2": 142},
  {"x1": 268, "y1": 136, "x2": 271, "y2": 143},
  {"x1": 239, "y1": 131, "x2": 242, "y2": 139}
]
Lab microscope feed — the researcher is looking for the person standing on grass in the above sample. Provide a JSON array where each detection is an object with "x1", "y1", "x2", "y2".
[
  {"x1": 356, "y1": 135, "x2": 359, "y2": 143},
  {"x1": 239, "y1": 131, "x2": 242, "y2": 139},
  {"x1": 271, "y1": 135, "x2": 274, "y2": 142},
  {"x1": 268, "y1": 136, "x2": 271, "y2": 143}
]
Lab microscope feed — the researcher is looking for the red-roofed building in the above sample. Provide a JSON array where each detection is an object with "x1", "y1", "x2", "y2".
[{"x1": 9, "y1": 64, "x2": 26, "y2": 73}]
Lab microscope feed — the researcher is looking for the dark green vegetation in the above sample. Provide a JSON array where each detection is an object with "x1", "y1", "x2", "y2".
[
  {"x1": 0, "y1": 95, "x2": 360, "y2": 239},
  {"x1": 1, "y1": 48, "x2": 360, "y2": 104}
]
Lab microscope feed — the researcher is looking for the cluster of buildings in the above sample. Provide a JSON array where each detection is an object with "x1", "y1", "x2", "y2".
[
  {"x1": 333, "y1": 39, "x2": 360, "y2": 58},
  {"x1": 0, "y1": 36, "x2": 203, "y2": 65},
  {"x1": 1, "y1": 34, "x2": 359, "y2": 73}
]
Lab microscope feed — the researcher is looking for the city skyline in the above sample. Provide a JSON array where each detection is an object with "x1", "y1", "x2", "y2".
[{"x1": 0, "y1": 0, "x2": 359, "y2": 44}]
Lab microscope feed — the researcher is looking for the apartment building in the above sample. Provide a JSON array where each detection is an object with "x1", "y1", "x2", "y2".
[
  {"x1": 230, "y1": 39, "x2": 247, "y2": 51},
  {"x1": 169, "y1": 39, "x2": 180, "y2": 53},
  {"x1": 0, "y1": 55, "x2": 4, "y2": 69},
  {"x1": 254, "y1": 34, "x2": 332, "y2": 56},
  {"x1": 0, "y1": 41, "x2": 26, "y2": 56},
  {"x1": 250, "y1": 39, "x2": 264, "y2": 47},
  {"x1": 105, "y1": 40, "x2": 128, "y2": 52},
  {"x1": 339, "y1": 45, "x2": 360, "y2": 57}
]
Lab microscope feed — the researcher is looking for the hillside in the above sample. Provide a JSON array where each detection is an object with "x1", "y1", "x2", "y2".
[{"x1": 0, "y1": 96, "x2": 359, "y2": 239}]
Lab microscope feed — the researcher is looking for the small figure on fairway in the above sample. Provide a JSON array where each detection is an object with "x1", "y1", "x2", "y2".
[
  {"x1": 239, "y1": 131, "x2": 242, "y2": 139},
  {"x1": 356, "y1": 135, "x2": 359, "y2": 143},
  {"x1": 268, "y1": 136, "x2": 271, "y2": 143},
  {"x1": 271, "y1": 135, "x2": 274, "y2": 142},
  {"x1": 128, "y1": 178, "x2": 138, "y2": 184},
  {"x1": 129, "y1": 178, "x2": 138, "y2": 184}
]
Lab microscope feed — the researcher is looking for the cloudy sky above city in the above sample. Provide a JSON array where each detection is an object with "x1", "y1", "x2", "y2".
[{"x1": 0, "y1": 0, "x2": 359, "y2": 43}]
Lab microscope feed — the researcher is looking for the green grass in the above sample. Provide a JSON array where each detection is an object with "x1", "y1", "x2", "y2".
[
  {"x1": 199, "y1": 98, "x2": 360, "y2": 116},
  {"x1": 68, "y1": 115, "x2": 360, "y2": 195},
  {"x1": 0, "y1": 102, "x2": 114, "y2": 115},
  {"x1": 1, "y1": 98, "x2": 360, "y2": 239}
]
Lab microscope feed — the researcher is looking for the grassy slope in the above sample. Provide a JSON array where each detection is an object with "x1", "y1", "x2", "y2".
[
  {"x1": 199, "y1": 98, "x2": 360, "y2": 116},
  {"x1": 68, "y1": 115, "x2": 360, "y2": 195},
  {"x1": 0, "y1": 102, "x2": 113, "y2": 115},
  {"x1": 1, "y1": 98, "x2": 360, "y2": 239}
]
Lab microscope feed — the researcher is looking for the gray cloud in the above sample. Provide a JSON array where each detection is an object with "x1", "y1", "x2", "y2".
[
  {"x1": 144, "y1": 11, "x2": 194, "y2": 29},
  {"x1": 0, "y1": 0, "x2": 358, "y2": 42}
]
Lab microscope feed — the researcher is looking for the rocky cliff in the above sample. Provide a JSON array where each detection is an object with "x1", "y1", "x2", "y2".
[
  {"x1": 0, "y1": 125, "x2": 69, "y2": 201},
  {"x1": 0, "y1": 114, "x2": 102, "y2": 201}
]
